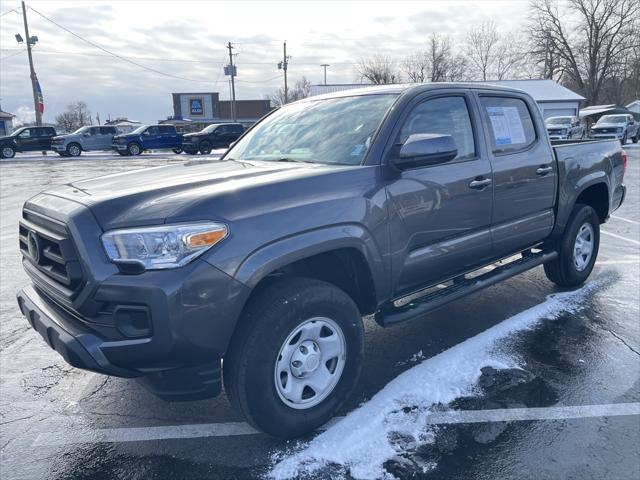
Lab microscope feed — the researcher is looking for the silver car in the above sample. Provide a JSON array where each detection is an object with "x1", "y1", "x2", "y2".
[
  {"x1": 51, "y1": 125, "x2": 119, "y2": 157},
  {"x1": 545, "y1": 116, "x2": 585, "y2": 140},
  {"x1": 589, "y1": 114, "x2": 639, "y2": 145}
]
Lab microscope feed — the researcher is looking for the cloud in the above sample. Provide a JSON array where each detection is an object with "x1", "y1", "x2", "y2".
[{"x1": 13, "y1": 106, "x2": 35, "y2": 126}]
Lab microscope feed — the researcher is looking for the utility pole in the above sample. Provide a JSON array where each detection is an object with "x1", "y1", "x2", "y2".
[
  {"x1": 21, "y1": 1, "x2": 41, "y2": 126},
  {"x1": 277, "y1": 41, "x2": 289, "y2": 104},
  {"x1": 320, "y1": 64, "x2": 330, "y2": 85},
  {"x1": 226, "y1": 42, "x2": 237, "y2": 122}
]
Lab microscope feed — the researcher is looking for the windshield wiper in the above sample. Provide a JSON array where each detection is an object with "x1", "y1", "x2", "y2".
[{"x1": 273, "y1": 157, "x2": 314, "y2": 163}]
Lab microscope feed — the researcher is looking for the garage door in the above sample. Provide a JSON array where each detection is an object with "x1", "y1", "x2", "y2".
[{"x1": 543, "y1": 108, "x2": 576, "y2": 119}]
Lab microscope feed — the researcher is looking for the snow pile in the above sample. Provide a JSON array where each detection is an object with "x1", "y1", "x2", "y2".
[{"x1": 268, "y1": 278, "x2": 609, "y2": 480}]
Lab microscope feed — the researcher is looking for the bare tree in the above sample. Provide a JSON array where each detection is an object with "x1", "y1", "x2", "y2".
[
  {"x1": 271, "y1": 76, "x2": 312, "y2": 107},
  {"x1": 55, "y1": 101, "x2": 92, "y2": 132},
  {"x1": 466, "y1": 21, "x2": 500, "y2": 80},
  {"x1": 402, "y1": 52, "x2": 429, "y2": 83},
  {"x1": 402, "y1": 33, "x2": 470, "y2": 83},
  {"x1": 356, "y1": 55, "x2": 401, "y2": 84},
  {"x1": 529, "y1": 0, "x2": 640, "y2": 104}
]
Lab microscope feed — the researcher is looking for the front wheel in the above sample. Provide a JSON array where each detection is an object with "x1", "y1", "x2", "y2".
[
  {"x1": 127, "y1": 142, "x2": 142, "y2": 156},
  {"x1": 621, "y1": 133, "x2": 627, "y2": 145},
  {"x1": 66, "y1": 143, "x2": 82, "y2": 157},
  {"x1": 1, "y1": 145, "x2": 16, "y2": 159},
  {"x1": 199, "y1": 141, "x2": 212, "y2": 155},
  {"x1": 633, "y1": 131, "x2": 639, "y2": 144},
  {"x1": 223, "y1": 277, "x2": 364, "y2": 438},
  {"x1": 544, "y1": 204, "x2": 600, "y2": 287}
]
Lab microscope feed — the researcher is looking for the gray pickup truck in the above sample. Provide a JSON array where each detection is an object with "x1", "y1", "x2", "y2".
[
  {"x1": 16, "y1": 84, "x2": 626, "y2": 438},
  {"x1": 51, "y1": 125, "x2": 119, "y2": 157}
]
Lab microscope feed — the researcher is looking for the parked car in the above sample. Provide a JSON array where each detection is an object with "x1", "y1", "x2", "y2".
[
  {"x1": 545, "y1": 116, "x2": 585, "y2": 140},
  {"x1": 0, "y1": 126, "x2": 56, "y2": 159},
  {"x1": 112, "y1": 124, "x2": 183, "y2": 156},
  {"x1": 182, "y1": 123, "x2": 245, "y2": 154},
  {"x1": 16, "y1": 84, "x2": 626, "y2": 438},
  {"x1": 51, "y1": 126, "x2": 118, "y2": 157},
  {"x1": 589, "y1": 114, "x2": 639, "y2": 144}
]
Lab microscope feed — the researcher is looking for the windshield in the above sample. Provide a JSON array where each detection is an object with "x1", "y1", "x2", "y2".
[
  {"x1": 10, "y1": 127, "x2": 26, "y2": 137},
  {"x1": 597, "y1": 115, "x2": 627, "y2": 125},
  {"x1": 130, "y1": 125, "x2": 149, "y2": 135},
  {"x1": 201, "y1": 124, "x2": 219, "y2": 134},
  {"x1": 546, "y1": 117, "x2": 571, "y2": 125},
  {"x1": 73, "y1": 126, "x2": 90, "y2": 134},
  {"x1": 225, "y1": 94, "x2": 398, "y2": 165}
]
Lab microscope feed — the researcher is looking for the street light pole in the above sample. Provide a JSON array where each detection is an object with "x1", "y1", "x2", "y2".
[
  {"x1": 320, "y1": 64, "x2": 330, "y2": 85},
  {"x1": 226, "y1": 42, "x2": 237, "y2": 122},
  {"x1": 21, "y1": 1, "x2": 41, "y2": 126}
]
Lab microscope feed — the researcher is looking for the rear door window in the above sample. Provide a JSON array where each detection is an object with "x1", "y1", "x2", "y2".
[
  {"x1": 480, "y1": 96, "x2": 536, "y2": 154},
  {"x1": 159, "y1": 125, "x2": 175, "y2": 134},
  {"x1": 147, "y1": 126, "x2": 160, "y2": 135}
]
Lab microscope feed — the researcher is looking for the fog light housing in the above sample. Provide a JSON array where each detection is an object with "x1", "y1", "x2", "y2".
[{"x1": 114, "y1": 306, "x2": 152, "y2": 338}]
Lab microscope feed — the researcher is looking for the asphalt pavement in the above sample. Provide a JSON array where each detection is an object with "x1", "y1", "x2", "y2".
[{"x1": 1, "y1": 146, "x2": 638, "y2": 480}]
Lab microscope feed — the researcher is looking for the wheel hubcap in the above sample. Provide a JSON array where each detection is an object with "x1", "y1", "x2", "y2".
[
  {"x1": 131, "y1": 145, "x2": 139, "y2": 155},
  {"x1": 2, "y1": 147, "x2": 13, "y2": 157},
  {"x1": 573, "y1": 223, "x2": 594, "y2": 271},
  {"x1": 274, "y1": 317, "x2": 346, "y2": 410},
  {"x1": 70, "y1": 146, "x2": 79, "y2": 156}
]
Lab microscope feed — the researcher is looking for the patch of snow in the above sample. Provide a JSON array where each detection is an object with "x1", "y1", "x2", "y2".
[{"x1": 268, "y1": 277, "x2": 610, "y2": 480}]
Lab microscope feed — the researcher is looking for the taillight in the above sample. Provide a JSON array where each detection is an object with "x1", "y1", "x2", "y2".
[{"x1": 621, "y1": 149, "x2": 628, "y2": 179}]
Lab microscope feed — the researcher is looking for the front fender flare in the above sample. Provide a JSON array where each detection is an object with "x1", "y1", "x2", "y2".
[{"x1": 233, "y1": 224, "x2": 387, "y2": 300}]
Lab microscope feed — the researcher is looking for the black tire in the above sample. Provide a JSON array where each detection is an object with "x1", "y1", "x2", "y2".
[
  {"x1": 544, "y1": 204, "x2": 600, "y2": 287},
  {"x1": 633, "y1": 131, "x2": 639, "y2": 144},
  {"x1": 1, "y1": 144, "x2": 16, "y2": 159},
  {"x1": 127, "y1": 142, "x2": 142, "y2": 156},
  {"x1": 199, "y1": 141, "x2": 212, "y2": 155},
  {"x1": 621, "y1": 133, "x2": 627, "y2": 145},
  {"x1": 223, "y1": 277, "x2": 364, "y2": 438},
  {"x1": 57, "y1": 152, "x2": 70, "y2": 157},
  {"x1": 172, "y1": 148, "x2": 183, "y2": 154},
  {"x1": 66, "y1": 143, "x2": 82, "y2": 157}
]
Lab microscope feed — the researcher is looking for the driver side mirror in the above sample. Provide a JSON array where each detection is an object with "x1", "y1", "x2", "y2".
[{"x1": 393, "y1": 134, "x2": 458, "y2": 170}]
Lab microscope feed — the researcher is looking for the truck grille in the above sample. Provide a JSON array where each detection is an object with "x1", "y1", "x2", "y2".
[{"x1": 19, "y1": 209, "x2": 84, "y2": 298}]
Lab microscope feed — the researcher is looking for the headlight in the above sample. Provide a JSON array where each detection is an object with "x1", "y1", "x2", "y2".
[
  {"x1": 101, "y1": 222, "x2": 228, "y2": 270},
  {"x1": 561, "y1": 129, "x2": 568, "y2": 135}
]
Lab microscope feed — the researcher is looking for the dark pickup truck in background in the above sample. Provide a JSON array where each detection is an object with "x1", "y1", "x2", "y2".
[
  {"x1": 112, "y1": 124, "x2": 183, "y2": 156},
  {"x1": 0, "y1": 126, "x2": 57, "y2": 159},
  {"x1": 16, "y1": 84, "x2": 626, "y2": 438},
  {"x1": 182, "y1": 123, "x2": 244, "y2": 154}
]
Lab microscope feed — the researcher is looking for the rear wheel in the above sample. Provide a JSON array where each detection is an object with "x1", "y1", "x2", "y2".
[
  {"x1": 633, "y1": 131, "x2": 639, "y2": 143},
  {"x1": 1, "y1": 145, "x2": 16, "y2": 159},
  {"x1": 544, "y1": 204, "x2": 600, "y2": 287},
  {"x1": 127, "y1": 142, "x2": 142, "y2": 156},
  {"x1": 66, "y1": 143, "x2": 82, "y2": 157},
  {"x1": 223, "y1": 277, "x2": 364, "y2": 438}
]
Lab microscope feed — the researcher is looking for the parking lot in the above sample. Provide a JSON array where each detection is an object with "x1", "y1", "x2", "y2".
[{"x1": 1, "y1": 146, "x2": 638, "y2": 479}]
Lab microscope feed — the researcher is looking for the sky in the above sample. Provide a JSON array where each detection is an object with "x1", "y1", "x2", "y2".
[{"x1": 0, "y1": 0, "x2": 529, "y2": 125}]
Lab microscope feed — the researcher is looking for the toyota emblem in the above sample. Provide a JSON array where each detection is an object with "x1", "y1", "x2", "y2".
[{"x1": 27, "y1": 231, "x2": 41, "y2": 264}]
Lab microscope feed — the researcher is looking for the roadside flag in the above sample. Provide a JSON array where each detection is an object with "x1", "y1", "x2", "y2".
[{"x1": 34, "y1": 76, "x2": 44, "y2": 114}]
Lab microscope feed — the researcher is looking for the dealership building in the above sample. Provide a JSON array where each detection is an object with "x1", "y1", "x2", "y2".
[{"x1": 161, "y1": 92, "x2": 272, "y2": 132}]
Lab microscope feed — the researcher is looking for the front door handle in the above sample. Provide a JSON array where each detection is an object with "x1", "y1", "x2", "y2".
[
  {"x1": 536, "y1": 165, "x2": 553, "y2": 176},
  {"x1": 468, "y1": 177, "x2": 492, "y2": 190}
]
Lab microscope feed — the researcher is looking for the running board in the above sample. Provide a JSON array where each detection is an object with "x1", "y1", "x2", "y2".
[{"x1": 375, "y1": 251, "x2": 558, "y2": 327}]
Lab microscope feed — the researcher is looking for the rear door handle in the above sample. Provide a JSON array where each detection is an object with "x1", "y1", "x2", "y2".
[
  {"x1": 468, "y1": 178, "x2": 492, "y2": 190},
  {"x1": 536, "y1": 165, "x2": 553, "y2": 176}
]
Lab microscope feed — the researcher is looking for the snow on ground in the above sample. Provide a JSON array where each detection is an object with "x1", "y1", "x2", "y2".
[{"x1": 268, "y1": 277, "x2": 611, "y2": 480}]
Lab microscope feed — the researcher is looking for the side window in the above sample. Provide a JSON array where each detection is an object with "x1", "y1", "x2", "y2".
[
  {"x1": 231, "y1": 125, "x2": 243, "y2": 134},
  {"x1": 100, "y1": 127, "x2": 115, "y2": 135},
  {"x1": 215, "y1": 125, "x2": 228, "y2": 135},
  {"x1": 159, "y1": 125, "x2": 174, "y2": 134},
  {"x1": 18, "y1": 129, "x2": 32, "y2": 138},
  {"x1": 480, "y1": 96, "x2": 536, "y2": 154},
  {"x1": 399, "y1": 96, "x2": 476, "y2": 161},
  {"x1": 147, "y1": 126, "x2": 160, "y2": 135},
  {"x1": 90, "y1": 127, "x2": 100, "y2": 135}
]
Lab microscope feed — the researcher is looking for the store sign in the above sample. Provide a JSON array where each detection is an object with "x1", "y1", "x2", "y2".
[{"x1": 189, "y1": 97, "x2": 204, "y2": 116}]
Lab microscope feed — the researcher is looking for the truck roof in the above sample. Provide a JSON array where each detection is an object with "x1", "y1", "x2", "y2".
[{"x1": 301, "y1": 82, "x2": 533, "y2": 102}]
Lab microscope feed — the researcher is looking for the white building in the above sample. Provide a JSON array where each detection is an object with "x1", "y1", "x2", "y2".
[
  {"x1": 310, "y1": 79, "x2": 585, "y2": 119},
  {"x1": 627, "y1": 100, "x2": 640, "y2": 115}
]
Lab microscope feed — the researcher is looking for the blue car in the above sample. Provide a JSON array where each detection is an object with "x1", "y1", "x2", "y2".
[{"x1": 112, "y1": 124, "x2": 183, "y2": 156}]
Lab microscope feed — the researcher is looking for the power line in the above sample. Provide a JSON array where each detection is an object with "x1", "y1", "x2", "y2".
[
  {"x1": 0, "y1": 7, "x2": 20, "y2": 17},
  {"x1": 26, "y1": 5, "x2": 216, "y2": 84},
  {"x1": 0, "y1": 49, "x2": 25, "y2": 61}
]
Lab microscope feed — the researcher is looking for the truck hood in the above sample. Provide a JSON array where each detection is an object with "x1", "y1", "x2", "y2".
[
  {"x1": 45, "y1": 159, "x2": 352, "y2": 230},
  {"x1": 53, "y1": 134, "x2": 79, "y2": 141},
  {"x1": 594, "y1": 123, "x2": 624, "y2": 128}
]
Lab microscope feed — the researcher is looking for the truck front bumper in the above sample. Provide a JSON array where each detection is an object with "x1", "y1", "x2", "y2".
[{"x1": 590, "y1": 133, "x2": 624, "y2": 140}]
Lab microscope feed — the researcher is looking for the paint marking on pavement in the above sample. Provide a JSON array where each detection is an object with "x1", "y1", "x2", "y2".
[
  {"x1": 31, "y1": 402, "x2": 640, "y2": 446},
  {"x1": 425, "y1": 402, "x2": 640, "y2": 425},
  {"x1": 611, "y1": 215, "x2": 640, "y2": 226},
  {"x1": 601, "y1": 230, "x2": 640, "y2": 246}
]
